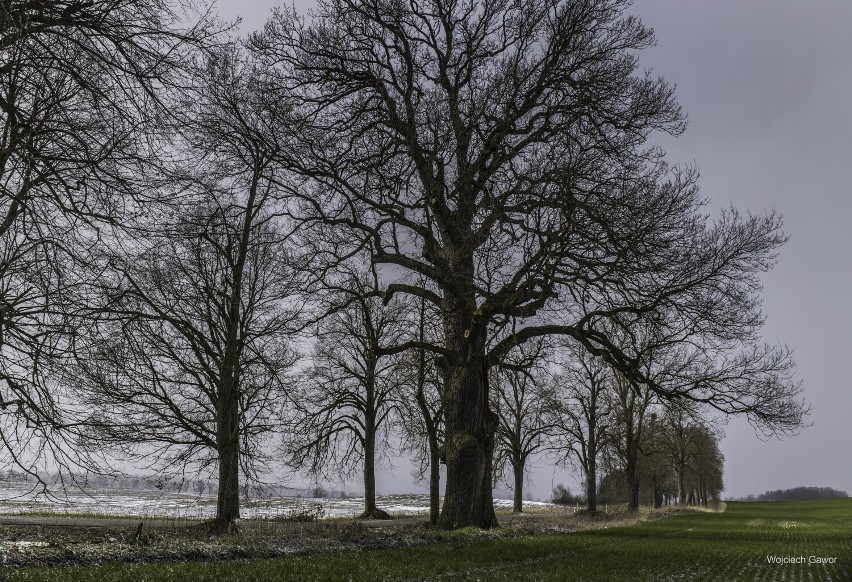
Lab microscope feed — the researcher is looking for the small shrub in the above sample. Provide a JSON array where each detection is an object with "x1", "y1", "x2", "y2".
[
  {"x1": 551, "y1": 484, "x2": 584, "y2": 505},
  {"x1": 278, "y1": 502, "x2": 326, "y2": 522}
]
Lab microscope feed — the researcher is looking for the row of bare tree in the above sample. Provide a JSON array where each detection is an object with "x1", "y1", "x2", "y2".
[
  {"x1": 493, "y1": 340, "x2": 724, "y2": 514},
  {"x1": 2, "y1": 0, "x2": 806, "y2": 531}
]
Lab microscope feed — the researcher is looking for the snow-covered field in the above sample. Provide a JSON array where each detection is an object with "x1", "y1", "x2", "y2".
[{"x1": 0, "y1": 482, "x2": 553, "y2": 521}]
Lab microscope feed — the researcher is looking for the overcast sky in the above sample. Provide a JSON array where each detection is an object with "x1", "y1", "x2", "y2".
[{"x1": 213, "y1": 0, "x2": 852, "y2": 500}]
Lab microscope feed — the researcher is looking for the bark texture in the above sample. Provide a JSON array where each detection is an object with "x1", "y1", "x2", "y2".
[{"x1": 438, "y1": 316, "x2": 498, "y2": 529}]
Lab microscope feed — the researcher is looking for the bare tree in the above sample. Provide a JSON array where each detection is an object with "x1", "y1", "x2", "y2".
[
  {"x1": 77, "y1": 198, "x2": 301, "y2": 530},
  {"x1": 547, "y1": 341, "x2": 613, "y2": 513},
  {"x1": 606, "y1": 368, "x2": 656, "y2": 512},
  {"x1": 398, "y1": 293, "x2": 445, "y2": 525},
  {"x1": 688, "y1": 424, "x2": 724, "y2": 506},
  {"x1": 493, "y1": 341, "x2": 553, "y2": 513},
  {"x1": 596, "y1": 326, "x2": 737, "y2": 511},
  {"x1": 252, "y1": 0, "x2": 804, "y2": 528},
  {"x1": 286, "y1": 267, "x2": 408, "y2": 518},
  {"x1": 642, "y1": 412, "x2": 673, "y2": 508},
  {"x1": 604, "y1": 332, "x2": 733, "y2": 511},
  {"x1": 661, "y1": 404, "x2": 702, "y2": 505},
  {"x1": 74, "y1": 45, "x2": 302, "y2": 531},
  {"x1": 658, "y1": 407, "x2": 723, "y2": 506}
]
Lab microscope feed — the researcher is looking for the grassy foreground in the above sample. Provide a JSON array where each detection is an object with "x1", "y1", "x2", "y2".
[{"x1": 2, "y1": 499, "x2": 850, "y2": 581}]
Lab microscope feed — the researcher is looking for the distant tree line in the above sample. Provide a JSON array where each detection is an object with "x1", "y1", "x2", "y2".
[
  {"x1": 753, "y1": 487, "x2": 848, "y2": 502},
  {"x1": 1, "y1": 0, "x2": 808, "y2": 532},
  {"x1": 494, "y1": 341, "x2": 726, "y2": 512},
  {"x1": 544, "y1": 370, "x2": 725, "y2": 510},
  {"x1": 596, "y1": 413, "x2": 724, "y2": 508},
  {"x1": 0, "y1": 469, "x2": 350, "y2": 500}
]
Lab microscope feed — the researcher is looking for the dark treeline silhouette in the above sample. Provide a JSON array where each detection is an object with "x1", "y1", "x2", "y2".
[
  {"x1": 595, "y1": 414, "x2": 724, "y2": 508},
  {"x1": 754, "y1": 487, "x2": 848, "y2": 501},
  {"x1": 542, "y1": 344, "x2": 726, "y2": 513},
  {"x1": 551, "y1": 484, "x2": 584, "y2": 506}
]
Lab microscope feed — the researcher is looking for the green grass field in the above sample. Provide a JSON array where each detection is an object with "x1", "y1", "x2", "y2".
[{"x1": 3, "y1": 499, "x2": 850, "y2": 581}]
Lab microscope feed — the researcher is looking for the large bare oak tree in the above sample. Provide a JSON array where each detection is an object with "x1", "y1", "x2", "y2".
[{"x1": 251, "y1": 0, "x2": 804, "y2": 528}]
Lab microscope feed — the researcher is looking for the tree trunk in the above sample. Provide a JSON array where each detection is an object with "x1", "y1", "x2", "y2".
[
  {"x1": 428, "y1": 440, "x2": 440, "y2": 525},
  {"x1": 213, "y1": 177, "x2": 256, "y2": 531},
  {"x1": 415, "y1": 299, "x2": 441, "y2": 526},
  {"x1": 363, "y1": 420, "x2": 377, "y2": 516},
  {"x1": 438, "y1": 314, "x2": 498, "y2": 529},
  {"x1": 513, "y1": 461, "x2": 524, "y2": 513},
  {"x1": 585, "y1": 457, "x2": 597, "y2": 514},
  {"x1": 628, "y1": 477, "x2": 640, "y2": 511},
  {"x1": 652, "y1": 475, "x2": 663, "y2": 509},
  {"x1": 625, "y1": 436, "x2": 640, "y2": 512},
  {"x1": 216, "y1": 368, "x2": 241, "y2": 529},
  {"x1": 418, "y1": 386, "x2": 441, "y2": 525}
]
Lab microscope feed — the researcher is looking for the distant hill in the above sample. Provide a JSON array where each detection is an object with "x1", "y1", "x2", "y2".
[{"x1": 740, "y1": 486, "x2": 849, "y2": 501}]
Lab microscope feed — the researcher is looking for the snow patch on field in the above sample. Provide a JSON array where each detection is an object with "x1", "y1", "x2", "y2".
[
  {"x1": 0, "y1": 541, "x2": 49, "y2": 548},
  {"x1": 0, "y1": 483, "x2": 552, "y2": 520}
]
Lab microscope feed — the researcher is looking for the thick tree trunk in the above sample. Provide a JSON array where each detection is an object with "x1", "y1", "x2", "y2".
[
  {"x1": 513, "y1": 461, "x2": 524, "y2": 513},
  {"x1": 585, "y1": 458, "x2": 597, "y2": 514},
  {"x1": 627, "y1": 477, "x2": 640, "y2": 511},
  {"x1": 438, "y1": 313, "x2": 498, "y2": 529}
]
